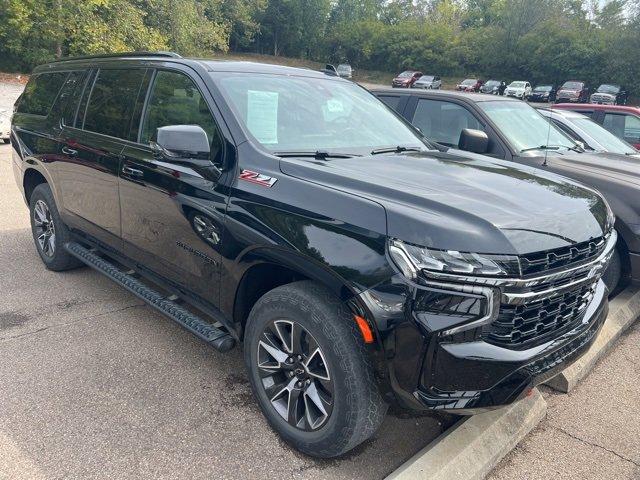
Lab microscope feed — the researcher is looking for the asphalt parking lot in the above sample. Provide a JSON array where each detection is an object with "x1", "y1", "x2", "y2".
[{"x1": 0, "y1": 139, "x2": 453, "y2": 478}]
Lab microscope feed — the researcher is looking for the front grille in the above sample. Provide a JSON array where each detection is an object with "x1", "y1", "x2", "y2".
[
  {"x1": 519, "y1": 236, "x2": 607, "y2": 276},
  {"x1": 484, "y1": 281, "x2": 596, "y2": 349}
]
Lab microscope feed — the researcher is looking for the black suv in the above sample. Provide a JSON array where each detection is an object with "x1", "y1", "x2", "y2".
[{"x1": 12, "y1": 53, "x2": 615, "y2": 458}]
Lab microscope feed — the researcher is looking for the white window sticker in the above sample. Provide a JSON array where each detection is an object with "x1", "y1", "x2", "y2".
[
  {"x1": 326, "y1": 98, "x2": 344, "y2": 113},
  {"x1": 247, "y1": 90, "x2": 279, "y2": 144}
]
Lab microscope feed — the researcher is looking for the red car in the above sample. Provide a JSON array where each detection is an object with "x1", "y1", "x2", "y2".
[
  {"x1": 553, "y1": 103, "x2": 640, "y2": 149},
  {"x1": 556, "y1": 81, "x2": 589, "y2": 103},
  {"x1": 456, "y1": 78, "x2": 484, "y2": 92},
  {"x1": 391, "y1": 70, "x2": 423, "y2": 88}
]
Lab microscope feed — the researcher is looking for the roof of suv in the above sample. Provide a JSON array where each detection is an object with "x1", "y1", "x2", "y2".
[
  {"x1": 33, "y1": 53, "x2": 336, "y2": 79},
  {"x1": 371, "y1": 88, "x2": 520, "y2": 103}
]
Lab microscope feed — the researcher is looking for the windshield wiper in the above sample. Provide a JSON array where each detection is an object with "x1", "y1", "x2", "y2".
[
  {"x1": 371, "y1": 145, "x2": 423, "y2": 155},
  {"x1": 273, "y1": 150, "x2": 358, "y2": 160},
  {"x1": 520, "y1": 145, "x2": 560, "y2": 153},
  {"x1": 521, "y1": 144, "x2": 583, "y2": 153}
]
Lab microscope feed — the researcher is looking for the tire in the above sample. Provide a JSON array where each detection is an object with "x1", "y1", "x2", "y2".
[
  {"x1": 602, "y1": 246, "x2": 622, "y2": 295},
  {"x1": 29, "y1": 183, "x2": 83, "y2": 271},
  {"x1": 244, "y1": 280, "x2": 387, "y2": 458}
]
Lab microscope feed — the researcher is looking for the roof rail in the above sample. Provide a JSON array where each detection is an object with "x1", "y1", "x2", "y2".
[{"x1": 48, "y1": 51, "x2": 182, "y2": 63}]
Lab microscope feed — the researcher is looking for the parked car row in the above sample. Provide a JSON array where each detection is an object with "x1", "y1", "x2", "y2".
[{"x1": 7, "y1": 54, "x2": 637, "y2": 460}]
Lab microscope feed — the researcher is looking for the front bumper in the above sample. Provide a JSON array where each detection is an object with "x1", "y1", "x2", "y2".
[
  {"x1": 361, "y1": 231, "x2": 616, "y2": 413},
  {"x1": 415, "y1": 280, "x2": 607, "y2": 413}
]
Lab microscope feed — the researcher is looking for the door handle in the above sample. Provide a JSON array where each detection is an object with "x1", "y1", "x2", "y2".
[
  {"x1": 122, "y1": 166, "x2": 144, "y2": 178},
  {"x1": 61, "y1": 146, "x2": 78, "y2": 156}
]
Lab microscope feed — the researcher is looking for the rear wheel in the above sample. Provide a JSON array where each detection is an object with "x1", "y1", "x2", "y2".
[
  {"x1": 244, "y1": 281, "x2": 386, "y2": 458},
  {"x1": 29, "y1": 183, "x2": 83, "y2": 271}
]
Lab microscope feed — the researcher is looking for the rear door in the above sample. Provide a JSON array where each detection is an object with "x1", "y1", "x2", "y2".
[
  {"x1": 58, "y1": 67, "x2": 147, "y2": 249},
  {"x1": 118, "y1": 66, "x2": 229, "y2": 303}
]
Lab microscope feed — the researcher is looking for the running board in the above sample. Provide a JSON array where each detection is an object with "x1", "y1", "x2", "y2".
[{"x1": 64, "y1": 242, "x2": 235, "y2": 352}]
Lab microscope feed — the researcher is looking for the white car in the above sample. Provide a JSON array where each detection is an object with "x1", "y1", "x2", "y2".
[
  {"x1": 412, "y1": 75, "x2": 442, "y2": 89},
  {"x1": 336, "y1": 64, "x2": 353, "y2": 79},
  {"x1": 0, "y1": 109, "x2": 10, "y2": 143},
  {"x1": 505, "y1": 81, "x2": 532, "y2": 100},
  {"x1": 537, "y1": 108, "x2": 640, "y2": 158}
]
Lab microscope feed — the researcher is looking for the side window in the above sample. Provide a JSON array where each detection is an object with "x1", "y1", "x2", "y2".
[
  {"x1": 603, "y1": 113, "x2": 626, "y2": 139},
  {"x1": 16, "y1": 72, "x2": 69, "y2": 116},
  {"x1": 377, "y1": 95, "x2": 403, "y2": 113},
  {"x1": 622, "y1": 115, "x2": 640, "y2": 143},
  {"x1": 141, "y1": 70, "x2": 222, "y2": 162},
  {"x1": 552, "y1": 119, "x2": 582, "y2": 144},
  {"x1": 83, "y1": 69, "x2": 146, "y2": 140},
  {"x1": 53, "y1": 70, "x2": 86, "y2": 124},
  {"x1": 412, "y1": 99, "x2": 483, "y2": 146}
]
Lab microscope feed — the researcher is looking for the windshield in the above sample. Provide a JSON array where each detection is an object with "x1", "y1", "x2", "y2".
[
  {"x1": 509, "y1": 82, "x2": 526, "y2": 88},
  {"x1": 485, "y1": 80, "x2": 500, "y2": 87},
  {"x1": 534, "y1": 85, "x2": 552, "y2": 92},
  {"x1": 461, "y1": 79, "x2": 476, "y2": 85},
  {"x1": 479, "y1": 101, "x2": 575, "y2": 152},
  {"x1": 398, "y1": 71, "x2": 414, "y2": 78},
  {"x1": 561, "y1": 82, "x2": 583, "y2": 90},
  {"x1": 418, "y1": 75, "x2": 434, "y2": 81},
  {"x1": 214, "y1": 73, "x2": 427, "y2": 154},
  {"x1": 572, "y1": 117, "x2": 636, "y2": 154},
  {"x1": 596, "y1": 84, "x2": 620, "y2": 94}
]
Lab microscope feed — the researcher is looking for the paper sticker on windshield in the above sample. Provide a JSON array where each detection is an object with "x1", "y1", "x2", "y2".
[
  {"x1": 326, "y1": 98, "x2": 344, "y2": 113},
  {"x1": 247, "y1": 90, "x2": 278, "y2": 144}
]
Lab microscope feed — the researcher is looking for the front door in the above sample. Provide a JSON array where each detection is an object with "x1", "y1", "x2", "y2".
[{"x1": 119, "y1": 67, "x2": 229, "y2": 304}]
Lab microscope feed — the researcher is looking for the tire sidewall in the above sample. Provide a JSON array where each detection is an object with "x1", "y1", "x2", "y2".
[
  {"x1": 29, "y1": 183, "x2": 76, "y2": 270},
  {"x1": 243, "y1": 284, "x2": 373, "y2": 456}
]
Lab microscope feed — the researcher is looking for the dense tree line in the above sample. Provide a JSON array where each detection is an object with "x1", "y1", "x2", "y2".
[{"x1": 1, "y1": 0, "x2": 639, "y2": 93}]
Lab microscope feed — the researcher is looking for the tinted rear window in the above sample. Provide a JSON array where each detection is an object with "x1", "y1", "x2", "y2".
[
  {"x1": 377, "y1": 95, "x2": 403, "y2": 112},
  {"x1": 83, "y1": 69, "x2": 146, "y2": 139},
  {"x1": 17, "y1": 72, "x2": 69, "y2": 116}
]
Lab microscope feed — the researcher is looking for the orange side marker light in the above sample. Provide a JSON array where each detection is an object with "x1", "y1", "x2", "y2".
[{"x1": 354, "y1": 315, "x2": 374, "y2": 344}]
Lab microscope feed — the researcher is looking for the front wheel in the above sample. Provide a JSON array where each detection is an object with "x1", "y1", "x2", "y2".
[{"x1": 244, "y1": 281, "x2": 386, "y2": 458}]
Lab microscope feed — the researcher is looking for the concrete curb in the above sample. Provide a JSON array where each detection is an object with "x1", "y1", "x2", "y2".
[
  {"x1": 546, "y1": 286, "x2": 640, "y2": 393},
  {"x1": 386, "y1": 389, "x2": 547, "y2": 480}
]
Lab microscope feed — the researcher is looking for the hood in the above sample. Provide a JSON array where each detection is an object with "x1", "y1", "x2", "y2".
[
  {"x1": 591, "y1": 92, "x2": 615, "y2": 99},
  {"x1": 550, "y1": 151, "x2": 640, "y2": 186},
  {"x1": 279, "y1": 150, "x2": 608, "y2": 255},
  {"x1": 559, "y1": 89, "x2": 580, "y2": 95}
]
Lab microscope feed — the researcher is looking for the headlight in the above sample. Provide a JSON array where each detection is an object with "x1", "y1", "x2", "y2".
[
  {"x1": 388, "y1": 239, "x2": 520, "y2": 280},
  {"x1": 604, "y1": 200, "x2": 615, "y2": 232}
]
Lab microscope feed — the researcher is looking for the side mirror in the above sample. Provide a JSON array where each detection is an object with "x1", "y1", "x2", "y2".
[
  {"x1": 154, "y1": 125, "x2": 210, "y2": 159},
  {"x1": 458, "y1": 128, "x2": 489, "y2": 154},
  {"x1": 152, "y1": 125, "x2": 222, "y2": 179}
]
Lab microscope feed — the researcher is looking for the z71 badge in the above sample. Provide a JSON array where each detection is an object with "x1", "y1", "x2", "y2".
[{"x1": 239, "y1": 169, "x2": 278, "y2": 187}]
